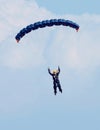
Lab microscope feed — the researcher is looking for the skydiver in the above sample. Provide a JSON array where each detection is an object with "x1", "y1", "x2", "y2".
[{"x1": 48, "y1": 66, "x2": 62, "y2": 95}]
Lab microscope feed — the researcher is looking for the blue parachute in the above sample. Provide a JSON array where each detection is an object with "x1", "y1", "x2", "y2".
[{"x1": 15, "y1": 19, "x2": 79, "y2": 42}]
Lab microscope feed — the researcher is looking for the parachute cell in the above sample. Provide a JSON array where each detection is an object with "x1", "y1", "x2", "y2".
[{"x1": 15, "y1": 19, "x2": 79, "y2": 42}]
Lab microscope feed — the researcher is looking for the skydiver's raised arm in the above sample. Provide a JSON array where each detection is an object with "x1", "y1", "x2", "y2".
[
  {"x1": 58, "y1": 66, "x2": 60, "y2": 73},
  {"x1": 48, "y1": 68, "x2": 52, "y2": 75}
]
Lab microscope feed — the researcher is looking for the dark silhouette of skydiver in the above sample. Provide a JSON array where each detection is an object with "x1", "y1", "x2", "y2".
[{"x1": 48, "y1": 67, "x2": 62, "y2": 95}]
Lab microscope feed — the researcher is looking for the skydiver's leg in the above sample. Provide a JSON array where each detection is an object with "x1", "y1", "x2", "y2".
[
  {"x1": 53, "y1": 82, "x2": 57, "y2": 95},
  {"x1": 57, "y1": 81, "x2": 62, "y2": 93}
]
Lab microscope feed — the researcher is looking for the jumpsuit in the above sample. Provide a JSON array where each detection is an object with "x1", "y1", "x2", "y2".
[{"x1": 48, "y1": 68, "x2": 62, "y2": 95}]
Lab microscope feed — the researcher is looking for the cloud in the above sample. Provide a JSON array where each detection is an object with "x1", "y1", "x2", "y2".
[
  {"x1": 0, "y1": 0, "x2": 100, "y2": 72},
  {"x1": 0, "y1": 0, "x2": 53, "y2": 69},
  {"x1": 1, "y1": 40, "x2": 46, "y2": 69},
  {"x1": 45, "y1": 16, "x2": 100, "y2": 73}
]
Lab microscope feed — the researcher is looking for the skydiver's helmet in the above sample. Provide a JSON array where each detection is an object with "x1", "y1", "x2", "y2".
[{"x1": 52, "y1": 70, "x2": 58, "y2": 75}]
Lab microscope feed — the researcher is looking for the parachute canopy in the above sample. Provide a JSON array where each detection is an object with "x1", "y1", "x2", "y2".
[{"x1": 15, "y1": 19, "x2": 80, "y2": 42}]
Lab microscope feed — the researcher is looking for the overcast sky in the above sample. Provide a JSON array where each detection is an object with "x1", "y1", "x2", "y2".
[{"x1": 0, "y1": 0, "x2": 100, "y2": 130}]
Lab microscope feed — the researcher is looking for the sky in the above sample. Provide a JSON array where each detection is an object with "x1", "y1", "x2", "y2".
[{"x1": 0, "y1": 0, "x2": 100, "y2": 130}]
